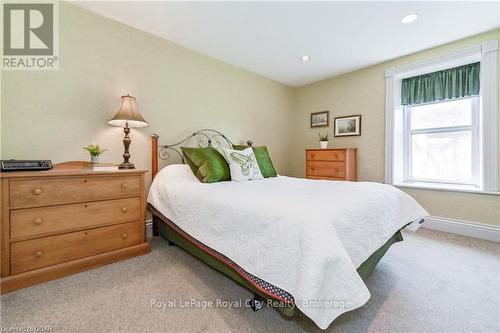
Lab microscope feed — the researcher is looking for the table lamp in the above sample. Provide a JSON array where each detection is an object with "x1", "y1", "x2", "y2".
[{"x1": 108, "y1": 94, "x2": 148, "y2": 169}]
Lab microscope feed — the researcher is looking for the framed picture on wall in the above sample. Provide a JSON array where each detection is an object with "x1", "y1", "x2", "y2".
[
  {"x1": 310, "y1": 111, "x2": 329, "y2": 128},
  {"x1": 334, "y1": 115, "x2": 361, "y2": 136}
]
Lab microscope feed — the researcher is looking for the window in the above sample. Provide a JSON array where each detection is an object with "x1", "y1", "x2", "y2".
[
  {"x1": 385, "y1": 41, "x2": 499, "y2": 193},
  {"x1": 404, "y1": 97, "x2": 479, "y2": 186}
]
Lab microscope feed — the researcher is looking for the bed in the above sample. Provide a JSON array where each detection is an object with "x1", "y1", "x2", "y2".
[{"x1": 147, "y1": 129, "x2": 428, "y2": 330}]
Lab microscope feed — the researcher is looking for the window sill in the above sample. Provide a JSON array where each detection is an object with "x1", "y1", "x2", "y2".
[{"x1": 394, "y1": 182, "x2": 500, "y2": 196}]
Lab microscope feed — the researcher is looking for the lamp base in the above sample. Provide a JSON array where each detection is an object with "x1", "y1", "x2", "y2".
[
  {"x1": 119, "y1": 123, "x2": 135, "y2": 170},
  {"x1": 118, "y1": 162, "x2": 135, "y2": 169}
]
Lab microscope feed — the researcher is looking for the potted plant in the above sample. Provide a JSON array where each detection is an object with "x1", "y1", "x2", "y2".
[
  {"x1": 83, "y1": 144, "x2": 107, "y2": 164},
  {"x1": 319, "y1": 133, "x2": 329, "y2": 149}
]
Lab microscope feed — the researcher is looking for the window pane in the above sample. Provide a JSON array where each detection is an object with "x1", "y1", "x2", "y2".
[
  {"x1": 411, "y1": 131, "x2": 472, "y2": 182},
  {"x1": 409, "y1": 98, "x2": 473, "y2": 130}
]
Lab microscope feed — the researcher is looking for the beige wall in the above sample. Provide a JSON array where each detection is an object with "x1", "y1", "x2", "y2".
[
  {"x1": 1, "y1": 3, "x2": 294, "y2": 185},
  {"x1": 292, "y1": 30, "x2": 500, "y2": 226},
  {"x1": 1, "y1": 3, "x2": 498, "y2": 226}
]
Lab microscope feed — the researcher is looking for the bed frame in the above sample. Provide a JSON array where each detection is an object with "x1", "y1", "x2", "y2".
[{"x1": 149, "y1": 129, "x2": 403, "y2": 317}]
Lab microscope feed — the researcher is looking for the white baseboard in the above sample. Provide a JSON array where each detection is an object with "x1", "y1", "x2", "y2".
[
  {"x1": 423, "y1": 216, "x2": 500, "y2": 243},
  {"x1": 146, "y1": 220, "x2": 152, "y2": 237}
]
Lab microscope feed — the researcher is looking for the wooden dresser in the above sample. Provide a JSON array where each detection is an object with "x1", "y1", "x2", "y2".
[
  {"x1": 306, "y1": 148, "x2": 357, "y2": 181},
  {"x1": 0, "y1": 162, "x2": 150, "y2": 293}
]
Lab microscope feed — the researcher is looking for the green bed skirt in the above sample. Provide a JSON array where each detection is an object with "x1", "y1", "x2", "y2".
[{"x1": 158, "y1": 219, "x2": 403, "y2": 318}]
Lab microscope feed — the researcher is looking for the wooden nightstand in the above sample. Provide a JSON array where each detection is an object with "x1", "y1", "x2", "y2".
[
  {"x1": 0, "y1": 162, "x2": 150, "y2": 293},
  {"x1": 306, "y1": 148, "x2": 357, "y2": 181}
]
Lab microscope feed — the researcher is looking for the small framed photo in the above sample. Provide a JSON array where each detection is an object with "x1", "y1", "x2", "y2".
[
  {"x1": 310, "y1": 111, "x2": 329, "y2": 128},
  {"x1": 334, "y1": 115, "x2": 361, "y2": 137}
]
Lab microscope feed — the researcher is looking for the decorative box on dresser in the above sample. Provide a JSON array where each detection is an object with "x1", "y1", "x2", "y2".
[
  {"x1": 0, "y1": 162, "x2": 150, "y2": 293},
  {"x1": 306, "y1": 148, "x2": 357, "y2": 181}
]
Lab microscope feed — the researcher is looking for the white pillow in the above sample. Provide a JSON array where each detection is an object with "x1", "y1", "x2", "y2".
[{"x1": 222, "y1": 147, "x2": 264, "y2": 181}]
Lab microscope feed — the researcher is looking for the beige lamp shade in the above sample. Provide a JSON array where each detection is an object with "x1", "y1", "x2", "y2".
[{"x1": 108, "y1": 94, "x2": 149, "y2": 128}]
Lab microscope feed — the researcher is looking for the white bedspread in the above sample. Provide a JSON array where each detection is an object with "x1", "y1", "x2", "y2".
[{"x1": 148, "y1": 164, "x2": 428, "y2": 329}]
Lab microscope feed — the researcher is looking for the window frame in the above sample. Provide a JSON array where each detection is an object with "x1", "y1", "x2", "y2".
[
  {"x1": 402, "y1": 96, "x2": 480, "y2": 187},
  {"x1": 384, "y1": 41, "x2": 499, "y2": 194}
]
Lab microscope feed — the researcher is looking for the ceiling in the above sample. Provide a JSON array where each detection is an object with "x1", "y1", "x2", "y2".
[{"x1": 74, "y1": 1, "x2": 500, "y2": 87}]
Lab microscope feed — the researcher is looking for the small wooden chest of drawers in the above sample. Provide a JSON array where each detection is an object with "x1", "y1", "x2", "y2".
[
  {"x1": 306, "y1": 148, "x2": 357, "y2": 181},
  {"x1": 0, "y1": 162, "x2": 150, "y2": 293}
]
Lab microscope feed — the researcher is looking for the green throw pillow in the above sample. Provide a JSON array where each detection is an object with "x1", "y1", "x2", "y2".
[
  {"x1": 181, "y1": 147, "x2": 230, "y2": 183},
  {"x1": 233, "y1": 144, "x2": 277, "y2": 178}
]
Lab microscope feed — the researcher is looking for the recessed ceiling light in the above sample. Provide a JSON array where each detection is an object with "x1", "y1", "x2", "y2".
[
  {"x1": 401, "y1": 14, "x2": 418, "y2": 24},
  {"x1": 301, "y1": 55, "x2": 311, "y2": 62}
]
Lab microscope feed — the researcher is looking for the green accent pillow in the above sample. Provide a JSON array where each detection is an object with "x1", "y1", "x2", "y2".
[
  {"x1": 181, "y1": 147, "x2": 230, "y2": 183},
  {"x1": 233, "y1": 145, "x2": 277, "y2": 178}
]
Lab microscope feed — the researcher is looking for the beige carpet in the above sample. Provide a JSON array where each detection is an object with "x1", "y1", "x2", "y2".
[{"x1": 1, "y1": 228, "x2": 499, "y2": 333}]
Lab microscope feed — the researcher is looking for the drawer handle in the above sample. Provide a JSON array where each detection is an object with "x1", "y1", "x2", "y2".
[
  {"x1": 121, "y1": 207, "x2": 127, "y2": 213},
  {"x1": 34, "y1": 251, "x2": 43, "y2": 258},
  {"x1": 33, "y1": 217, "x2": 43, "y2": 225},
  {"x1": 121, "y1": 233, "x2": 128, "y2": 239},
  {"x1": 33, "y1": 188, "x2": 42, "y2": 195},
  {"x1": 121, "y1": 183, "x2": 128, "y2": 189}
]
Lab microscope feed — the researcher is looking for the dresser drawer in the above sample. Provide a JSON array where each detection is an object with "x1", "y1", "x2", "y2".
[
  {"x1": 307, "y1": 176, "x2": 345, "y2": 181},
  {"x1": 307, "y1": 161, "x2": 345, "y2": 178},
  {"x1": 10, "y1": 221, "x2": 142, "y2": 274},
  {"x1": 306, "y1": 150, "x2": 345, "y2": 162},
  {"x1": 9, "y1": 176, "x2": 140, "y2": 208},
  {"x1": 10, "y1": 198, "x2": 141, "y2": 241}
]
